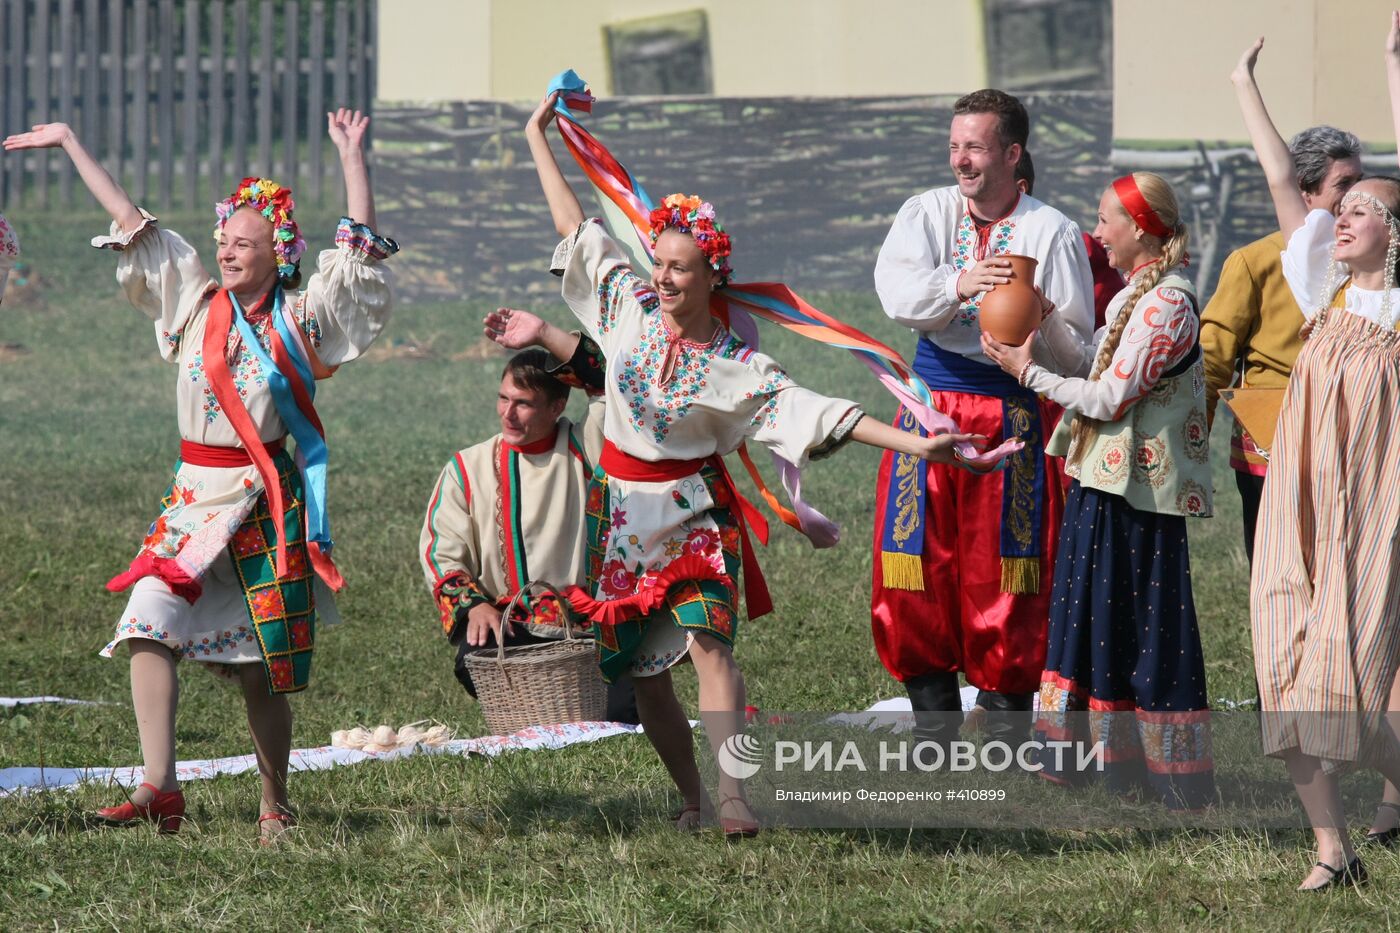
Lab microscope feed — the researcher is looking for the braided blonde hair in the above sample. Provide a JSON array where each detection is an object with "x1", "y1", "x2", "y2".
[{"x1": 1067, "y1": 172, "x2": 1190, "y2": 468}]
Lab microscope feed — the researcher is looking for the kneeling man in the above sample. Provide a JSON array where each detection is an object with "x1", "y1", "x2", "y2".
[{"x1": 420, "y1": 343, "x2": 637, "y2": 723}]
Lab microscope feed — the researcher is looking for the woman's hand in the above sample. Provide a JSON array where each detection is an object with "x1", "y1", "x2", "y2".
[
  {"x1": 1231, "y1": 36, "x2": 1264, "y2": 87},
  {"x1": 484, "y1": 307, "x2": 546, "y2": 349},
  {"x1": 920, "y1": 432, "x2": 989, "y2": 464},
  {"x1": 525, "y1": 92, "x2": 559, "y2": 137},
  {"x1": 327, "y1": 107, "x2": 370, "y2": 158},
  {"x1": 981, "y1": 331, "x2": 1034, "y2": 379},
  {"x1": 3, "y1": 122, "x2": 73, "y2": 151}
]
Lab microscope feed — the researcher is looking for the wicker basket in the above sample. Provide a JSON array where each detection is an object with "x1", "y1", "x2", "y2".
[{"x1": 462, "y1": 581, "x2": 607, "y2": 735}]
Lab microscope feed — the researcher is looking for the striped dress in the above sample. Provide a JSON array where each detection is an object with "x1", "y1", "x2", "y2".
[{"x1": 1251, "y1": 210, "x2": 1400, "y2": 771}]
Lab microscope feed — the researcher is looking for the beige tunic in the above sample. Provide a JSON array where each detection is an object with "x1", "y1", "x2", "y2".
[{"x1": 420, "y1": 414, "x2": 601, "y2": 638}]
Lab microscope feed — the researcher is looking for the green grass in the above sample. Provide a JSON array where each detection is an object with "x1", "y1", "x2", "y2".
[{"x1": 0, "y1": 208, "x2": 1395, "y2": 930}]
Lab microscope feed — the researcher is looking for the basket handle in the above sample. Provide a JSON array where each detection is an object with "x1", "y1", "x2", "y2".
[{"x1": 496, "y1": 580, "x2": 574, "y2": 662}]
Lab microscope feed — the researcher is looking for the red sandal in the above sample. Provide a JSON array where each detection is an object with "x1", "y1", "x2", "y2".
[
  {"x1": 719, "y1": 795, "x2": 760, "y2": 840},
  {"x1": 96, "y1": 782, "x2": 185, "y2": 834},
  {"x1": 257, "y1": 811, "x2": 295, "y2": 845}
]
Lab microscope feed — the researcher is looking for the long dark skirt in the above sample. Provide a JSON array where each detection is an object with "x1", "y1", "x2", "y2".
[{"x1": 1033, "y1": 480, "x2": 1215, "y2": 810}]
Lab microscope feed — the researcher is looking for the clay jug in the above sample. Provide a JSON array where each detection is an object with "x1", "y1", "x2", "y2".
[{"x1": 978, "y1": 254, "x2": 1041, "y2": 345}]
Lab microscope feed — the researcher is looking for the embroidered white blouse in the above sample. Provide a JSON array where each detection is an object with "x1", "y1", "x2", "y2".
[{"x1": 874, "y1": 185, "x2": 1095, "y2": 376}]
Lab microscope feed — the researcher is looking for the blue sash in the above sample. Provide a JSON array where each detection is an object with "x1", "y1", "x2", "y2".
[{"x1": 878, "y1": 339, "x2": 1046, "y2": 594}]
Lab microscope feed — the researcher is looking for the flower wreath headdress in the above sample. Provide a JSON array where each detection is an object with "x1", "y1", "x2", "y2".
[
  {"x1": 648, "y1": 193, "x2": 733, "y2": 286},
  {"x1": 214, "y1": 177, "x2": 307, "y2": 283}
]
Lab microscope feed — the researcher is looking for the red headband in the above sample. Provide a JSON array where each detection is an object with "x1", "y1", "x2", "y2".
[{"x1": 1112, "y1": 175, "x2": 1174, "y2": 239}]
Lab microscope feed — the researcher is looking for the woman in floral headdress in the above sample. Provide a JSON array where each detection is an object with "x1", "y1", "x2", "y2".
[
  {"x1": 508, "y1": 92, "x2": 982, "y2": 837},
  {"x1": 1228, "y1": 21, "x2": 1400, "y2": 890},
  {"x1": 4, "y1": 109, "x2": 398, "y2": 840}
]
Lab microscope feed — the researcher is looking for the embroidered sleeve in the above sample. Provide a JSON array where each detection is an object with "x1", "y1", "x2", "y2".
[
  {"x1": 292, "y1": 218, "x2": 399, "y2": 366},
  {"x1": 1023, "y1": 283, "x2": 1198, "y2": 421},
  {"x1": 874, "y1": 195, "x2": 963, "y2": 331},
  {"x1": 0, "y1": 213, "x2": 17, "y2": 305},
  {"x1": 93, "y1": 209, "x2": 216, "y2": 362},
  {"x1": 555, "y1": 219, "x2": 653, "y2": 348},
  {"x1": 744, "y1": 355, "x2": 864, "y2": 468},
  {"x1": 546, "y1": 333, "x2": 606, "y2": 395},
  {"x1": 1028, "y1": 223, "x2": 1096, "y2": 377},
  {"x1": 419, "y1": 457, "x2": 491, "y2": 639}
]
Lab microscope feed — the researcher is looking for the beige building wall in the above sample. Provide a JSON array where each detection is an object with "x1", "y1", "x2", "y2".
[
  {"x1": 379, "y1": 0, "x2": 986, "y2": 101},
  {"x1": 1114, "y1": 0, "x2": 1394, "y2": 145},
  {"x1": 378, "y1": 0, "x2": 493, "y2": 100}
]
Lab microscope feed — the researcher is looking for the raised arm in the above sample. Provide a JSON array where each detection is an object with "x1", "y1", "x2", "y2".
[
  {"x1": 327, "y1": 108, "x2": 375, "y2": 229},
  {"x1": 524, "y1": 93, "x2": 585, "y2": 237},
  {"x1": 483, "y1": 307, "x2": 581, "y2": 363},
  {"x1": 3, "y1": 124, "x2": 144, "y2": 233},
  {"x1": 1230, "y1": 37, "x2": 1308, "y2": 238},
  {"x1": 1388, "y1": 11, "x2": 1400, "y2": 167}
]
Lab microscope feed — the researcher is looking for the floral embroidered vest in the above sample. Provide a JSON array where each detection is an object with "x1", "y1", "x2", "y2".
[{"x1": 1049, "y1": 271, "x2": 1213, "y2": 517}]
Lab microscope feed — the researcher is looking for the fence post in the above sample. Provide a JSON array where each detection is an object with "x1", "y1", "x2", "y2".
[
  {"x1": 131, "y1": 0, "x2": 149, "y2": 203},
  {"x1": 307, "y1": 0, "x2": 325, "y2": 202},
  {"x1": 233, "y1": 0, "x2": 250, "y2": 175},
  {"x1": 210, "y1": 0, "x2": 226, "y2": 195},
  {"x1": 9, "y1": 0, "x2": 28, "y2": 207},
  {"x1": 59, "y1": 0, "x2": 77, "y2": 207},
  {"x1": 32, "y1": 0, "x2": 51, "y2": 209},
  {"x1": 332, "y1": 0, "x2": 348, "y2": 186},
  {"x1": 282, "y1": 0, "x2": 300, "y2": 187},
  {"x1": 259, "y1": 0, "x2": 275, "y2": 176},
  {"x1": 183, "y1": 1, "x2": 200, "y2": 208},
  {"x1": 83, "y1": 0, "x2": 100, "y2": 204},
  {"x1": 158, "y1": 0, "x2": 177, "y2": 211}
]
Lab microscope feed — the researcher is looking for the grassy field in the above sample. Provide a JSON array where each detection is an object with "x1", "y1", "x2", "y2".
[{"x1": 0, "y1": 208, "x2": 1395, "y2": 930}]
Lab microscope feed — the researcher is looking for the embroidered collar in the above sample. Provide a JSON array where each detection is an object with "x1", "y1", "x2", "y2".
[{"x1": 963, "y1": 194, "x2": 1021, "y2": 262}]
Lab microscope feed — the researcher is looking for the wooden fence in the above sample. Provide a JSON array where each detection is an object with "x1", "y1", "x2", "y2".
[{"x1": 0, "y1": 0, "x2": 376, "y2": 212}]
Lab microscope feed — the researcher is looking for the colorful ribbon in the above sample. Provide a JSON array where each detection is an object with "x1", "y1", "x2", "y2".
[
  {"x1": 544, "y1": 69, "x2": 1024, "y2": 497},
  {"x1": 225, "y1": 289, "x2": 344, "y2": 591}
]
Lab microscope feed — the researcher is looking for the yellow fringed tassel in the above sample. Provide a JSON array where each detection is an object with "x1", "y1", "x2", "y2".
[
  {"x1": 881, "y1": 551, "x2": 925, "y2": 591},
  {"x1": 1000, "y1": 557, "x2": 1039, "y2": 595}
]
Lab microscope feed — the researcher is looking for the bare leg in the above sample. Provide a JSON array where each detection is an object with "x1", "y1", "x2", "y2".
[
  {"x1": 1285, "y1": 749, "x2": 1356, "y2": 889},
  {"x1": 128, "y1": 640, "x2": 180, "y2": 803},
  {"x1": 1368, "y1": 671, "x2": 1400, "y2": 836},
  {"x1": 688, "y1": 633, "x2": 753, "y2": 826},
  {"x1": 238, "y1": 663, "x2": 293, "y2": 836},
  {"x1": 631, "y1": 668, "x2": 712, "y2": 826}
]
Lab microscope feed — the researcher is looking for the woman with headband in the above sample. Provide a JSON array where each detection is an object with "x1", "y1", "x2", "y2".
[
  {"x1": 3, "y1": 109, "x2": 399, "y2": 841},
  {"x1": 513, "y1": 90, "x2": 984, "y2": 837},
  {"x1": 1228, "y1": 22, "x2": 1400, "y2": 890},
  {"x1": 982, "y1": 171, "x2": 1215, "y2": 810}
]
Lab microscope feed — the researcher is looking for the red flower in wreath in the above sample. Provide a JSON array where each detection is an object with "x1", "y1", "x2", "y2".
[{"x1": 598, "y1": 559, "x2": 637, "y2": 597}]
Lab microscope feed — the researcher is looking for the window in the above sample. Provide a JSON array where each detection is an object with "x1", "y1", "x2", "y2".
[
  {"x1": 984, "y1": 0, "x2": 1112, "y2": 91},
  {"x1": 605, "y1": 10, "x2": 713, "y2": 96}
]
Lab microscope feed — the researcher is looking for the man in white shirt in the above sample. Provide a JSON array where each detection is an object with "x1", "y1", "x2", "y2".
[{"x1": 870, "y1": 89, "x2": 1093, "y2": 748}]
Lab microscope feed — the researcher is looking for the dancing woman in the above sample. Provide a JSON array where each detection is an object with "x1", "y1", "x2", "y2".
[
  {"x1": 3, "y1": 110, "x2": 399, "y2": 839},
  {"x1": 983, "y1": 173, "x2": 1215, "y2": 809},
  {"x1": 1233, "y1": 24, "x2": 1400, "y2": 889},
  {"x1": 514, "y1": 90, "x2": 980, "y2": 835}
]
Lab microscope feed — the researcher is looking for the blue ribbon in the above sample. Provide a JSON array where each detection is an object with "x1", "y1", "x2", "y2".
[{"x1": 229, "y1": 289, "x2": 333, "y2": 553}]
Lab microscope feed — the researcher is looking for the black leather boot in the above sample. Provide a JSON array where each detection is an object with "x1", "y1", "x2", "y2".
[
  {"x1": 904, "y1": 672, "x2": 962, "y2": 768},
  {"x1": 975, "y1": 689, "x2": 1033, "y2": 747}
]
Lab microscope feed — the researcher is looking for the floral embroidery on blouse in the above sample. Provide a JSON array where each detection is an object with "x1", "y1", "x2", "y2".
[
  {"x1": 952, "y1": 213, "x2": 1018, "y2": 328},
  {"x1": 745, "y1": 370, "x2": 795, "y2": 430},
  {"x1": 616, "y1": 311, "x2": 726, "y2": 443},
  {"x1": 597, "y1": 265, "x2": 658, "y2": 336},
  {"x1": 188, "y1": 346, "x2": 267, "y2": 423}
]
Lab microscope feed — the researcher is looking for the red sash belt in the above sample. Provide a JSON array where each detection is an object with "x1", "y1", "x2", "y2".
[
  {"x1": 599, "y1": 440, "x2": 773, "y2": 619},
  {"x1": 179, "y1": 438, "x2": 285, "y2": 468}
]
